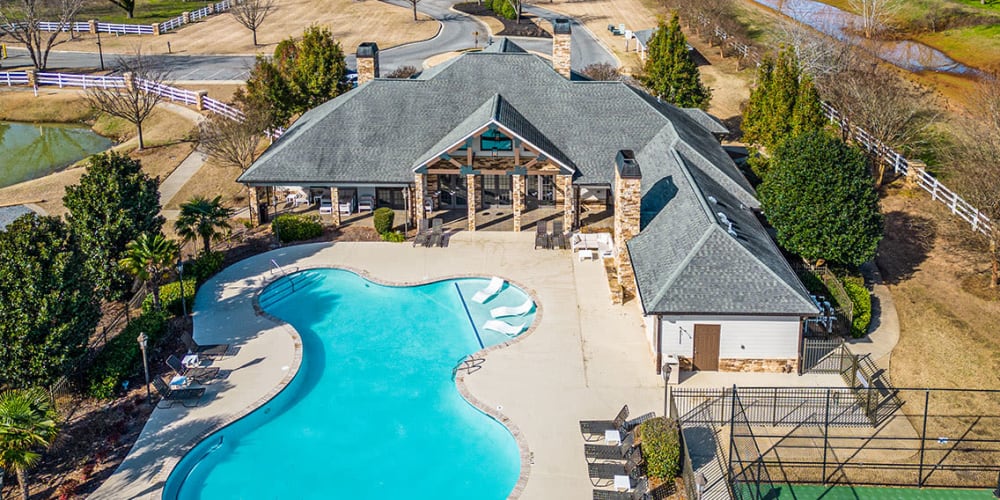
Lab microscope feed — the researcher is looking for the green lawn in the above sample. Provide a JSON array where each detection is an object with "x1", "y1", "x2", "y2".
[
  {"x1": 916, "y1": 24, "x2": 1000, "y2": 72},
  {"x1": 77, "y1": 0, "x2": 215, "y2": 24},
  {"x1": 752, "y1": 484, "x2": 996, "y2": 499}
]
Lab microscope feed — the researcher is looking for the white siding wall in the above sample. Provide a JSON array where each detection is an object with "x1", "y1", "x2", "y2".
[{"x1": 654, "y1": 315, "x2": 801, "y2": 359}]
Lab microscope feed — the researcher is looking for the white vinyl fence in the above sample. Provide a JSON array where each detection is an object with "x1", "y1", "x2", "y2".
[{"x1": 0, "y1": 0, "x2": 241, "y2": 37}]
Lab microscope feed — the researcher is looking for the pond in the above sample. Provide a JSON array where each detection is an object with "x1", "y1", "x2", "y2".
[
  {"x1": 752, "y1": 0, "x2": 981, "y2": 76},
  {"x1": 0, "y1": 121, "x2": 113, "y2": 189}
]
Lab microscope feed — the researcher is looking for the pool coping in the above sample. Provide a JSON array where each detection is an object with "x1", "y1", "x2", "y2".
[{"x1": 158, "y1": 263, "x2": 542, "y2": 500}]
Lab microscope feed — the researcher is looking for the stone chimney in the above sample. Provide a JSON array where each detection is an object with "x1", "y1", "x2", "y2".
[
  {"x1": 552, "y1": 19, "x2": 571, "y2": 79},
  {"x1": 356, "y1": 42, "x2": 380, "y2": 84},
  {"x1": 613, "y1": 150, "x2": 642, "y2": 297}
]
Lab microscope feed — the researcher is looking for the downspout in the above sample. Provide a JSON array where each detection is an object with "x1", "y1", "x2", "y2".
[{"x1": 654, "y1": 315, "x2": 662, "y2": 375}]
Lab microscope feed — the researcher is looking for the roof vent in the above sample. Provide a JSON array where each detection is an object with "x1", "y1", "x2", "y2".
[
  {"x1": 707, "y1": 195, "x2": 718, "y2": 204},
  {"x1": 717, "y1": 212, "x2": 730, "y2": 225},
  {"x1": 727, "y1": 223, "x2": 738, "y2": 238},
  {"x1": 615, "y1": 150, "x2": 642, "y2": 179}
]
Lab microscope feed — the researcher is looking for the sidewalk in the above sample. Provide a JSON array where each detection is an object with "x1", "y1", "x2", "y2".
[{"x1": 847, "y1": 264, "x2": 900, "y2": 369}]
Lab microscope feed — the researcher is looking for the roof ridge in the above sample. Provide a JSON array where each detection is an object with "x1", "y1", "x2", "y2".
[{"x1": 647, "y1": 225, "x2": 715, "y2": 309}]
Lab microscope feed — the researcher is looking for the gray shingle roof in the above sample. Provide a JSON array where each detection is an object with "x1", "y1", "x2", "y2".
[
  {"x1": 240, "y1": 42, "x2": 815, "y2": 316},
  {"x1": 0, "y1": 205, "x2": 34, "y2": 230}
]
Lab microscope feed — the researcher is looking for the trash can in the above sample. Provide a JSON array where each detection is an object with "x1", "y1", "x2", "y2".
[{"x1": 664, "y1": 355, "x2": 680, "y2": 385}]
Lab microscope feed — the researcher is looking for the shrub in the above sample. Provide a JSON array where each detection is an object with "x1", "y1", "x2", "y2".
[
  {"x1": 272, "y1": 214, "x2": 323, "y2": 243},
  {"x1": 637, "y1": 417, "x2": 681, "y2": 479},
  {"x1": 373, "y1": 207, "x2": 395, "y2": 235},
  {"x1": 143, "y1": 278, "x2": 196, "y2": 316},
  {"x1": 386, "y1": 65, "x2": 419, "y2": 79},
  {"x1": 381, "y1": 230, "x2": 405, "y2": 242},
  {"x1": 191, "y1": 251, "x2": 225, "y2": 283},
  {"x1": 86, "y1": 310, "x2": 168, "y2": 399},
  {"x1": 843, "y1": 278, "x2": 872, "y2": 338}
]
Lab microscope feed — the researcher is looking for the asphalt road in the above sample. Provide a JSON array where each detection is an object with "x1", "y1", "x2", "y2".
[{"x1": 1, "y1": 0, "x2": 616, "y2": 80}]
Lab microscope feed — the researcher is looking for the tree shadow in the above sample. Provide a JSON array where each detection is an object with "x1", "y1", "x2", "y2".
[{"x1": 876, "y1": 210, "x2": 935, "y2": 285}]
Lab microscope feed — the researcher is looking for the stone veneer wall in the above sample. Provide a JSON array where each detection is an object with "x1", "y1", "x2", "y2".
[
  {"x1": 426, "y1": 174, "x2": 439, "y2": 210},
  {"x1": 555, "y1": 174, "x2": 570, "y2": 206},
  {"x1": 330, "y1": 187, "x2": 341, "y2": 226},
  {"x1": 467, "y1": 174, "x2": 481, "y2": 231},
  {"x1": 357, "y1": 56, "x2": 378, "y2": 85},
  {"x1": 553, "y1": 34, "x2": 571, "y2": 79},
  {"x1": 613, "y1": 172, "x2": 641, "y2": 296},
  {"x1": 414, "y1": 173, "x2": 426, "y2": 223},
  {"x1": 512, "y1": 174, "x2": 525, "y2": 232},
  {"x1": 719, "y1": 358, "x2": 797, "y2": 373}
]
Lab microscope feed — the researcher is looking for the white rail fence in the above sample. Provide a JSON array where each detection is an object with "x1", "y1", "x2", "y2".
[
  {"x1": 683, "y1": 13, "x2": 992, "y2": 237},
  {"x1": 0, "y1": 0, "x2": 240, "y2": 37},
  {"x1": 36, "y1": 72, "x2": 125, "y2": 89},
  {"x1": 203, "y1": 96, "x2": 244, "y2": 120}
]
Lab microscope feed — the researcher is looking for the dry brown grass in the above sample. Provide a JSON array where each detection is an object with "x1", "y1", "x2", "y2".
[
  {"x1": 879, "y1": 184, "x2": 1000, "y2": 393},
  {"x1": 163, "y1": 157, "x2": 247, "y2": 211},
  {"x1": 44, "y1": 0, "x2": 439, "y2": 58},
  {"x1": 0, "y1": 89, "x2": 200, "y2": 215},
  {"x1": 173, "y1": 83, "x2": 244, "y2": 102}
]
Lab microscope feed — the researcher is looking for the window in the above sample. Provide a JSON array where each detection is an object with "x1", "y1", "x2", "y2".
[{"x1": 480, "y1": 129, "x2": 512, "y2": 151}]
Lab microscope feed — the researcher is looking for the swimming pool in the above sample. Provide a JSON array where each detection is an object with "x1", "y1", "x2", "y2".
[{"x1": 164, "y1": 268, "x2": 536, "y2": 499}]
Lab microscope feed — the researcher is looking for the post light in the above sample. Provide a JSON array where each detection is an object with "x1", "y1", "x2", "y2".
[
  {"x1": 137, "y1": 332, "x2": 151, "y2": 406},
  {"x1": 96, "y1": 29, "x2": 104, "y2": 71}
]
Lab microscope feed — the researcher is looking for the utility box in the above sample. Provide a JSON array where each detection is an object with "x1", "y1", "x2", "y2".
[{"x1": 664, "y1": 355, "x2": 680, "y2": 385}]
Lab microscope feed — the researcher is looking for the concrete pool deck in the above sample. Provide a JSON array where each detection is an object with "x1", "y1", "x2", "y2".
[{"x1": 94, "y1": 232, "x2": 828, "y2": 499}]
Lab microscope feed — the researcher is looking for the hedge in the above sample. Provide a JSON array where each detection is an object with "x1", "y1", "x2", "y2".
[
  {"x1": 273, "y1": 214, "x2": 323, "y2": 243},
  {"x1": 843, "y1": 278, "x2": 872, "y2": 338},
  {"x1": 373, "y1": 207, "x2": 394, "y2": 235},
  {"x1": 637, "y1": 417, "x2": 681, "y2": 479},
  {"x1": 190, "y1": 251, "x2": 224, "y2": 283},
  {"x1": 86, "y1": 310, "x2": 168, "y2": 399},
  {"x1": 143, "y1": 278, "x2": 196, "y2": 316},
  {"x1": 381, "y1": 230, "x2": 405, "y2": 242}
]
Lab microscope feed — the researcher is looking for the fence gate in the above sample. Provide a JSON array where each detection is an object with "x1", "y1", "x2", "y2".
[{"x1": 801, "y1": 337, "x2": 846, "y2": 373}]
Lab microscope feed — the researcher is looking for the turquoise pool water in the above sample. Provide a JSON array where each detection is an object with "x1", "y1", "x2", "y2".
[{"x1": 164, "y1": 269, "x2": 536, "y2": 499}]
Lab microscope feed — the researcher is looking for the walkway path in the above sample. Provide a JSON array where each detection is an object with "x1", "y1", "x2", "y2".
[
  {"x1": 847, "y1": 264, "x2": 900, "y2": 370},
  {"x1": 158, "y1": 150, "x2": 207, "y2": 211}
]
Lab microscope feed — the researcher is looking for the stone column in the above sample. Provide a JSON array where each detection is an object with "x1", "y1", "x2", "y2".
[
  {"x1": 414, "y1": 173, "x2": 426, "y2": 224},
  {"x1": 356, "y1": 42, "x2": 380, "y2": 85},
  {"x1": 613, "y1": 150, "x2": 642, "y2": 297},
  {"x1": 182, "y1": 11, "x2": 191, "y2": 24},
  {"x1": 195, "y1": 90, "x2": 208, "y2": 110},
  {"x1": 559, "y1": 174, "x2": 573, "y2": 230},
  {"x1": 25, "y1": 69, "x2": 37, "y2": 87},
  {"x1": 247, "y1": 184, "x2": 260, "y2": 226},
  {"x1": 152, "y1": 23, "x2": 161, "y2": 36},
  {"x1": 88, "y1": 19, "x2": 98, "y2": 34},
  {"x1": 122, "y1": 71, "x2": 135, "y2": 91},
  {"x1": 467, "y1": 174, "x2": 479, "y2": 231},
  {"x1": 552, "y1": 19, "x2": 572, "y2": 79},
  {"x1": 512, "y1": 174, "x2": 525, "y2": 232},
  {"x1": 328, "y1": 187, "x2": 341, "y2": 227}
]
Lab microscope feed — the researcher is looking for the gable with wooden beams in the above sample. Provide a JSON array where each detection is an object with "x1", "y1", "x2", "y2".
[{"x1": 411, "y1": 94, "x2": 576, "y2": 178}]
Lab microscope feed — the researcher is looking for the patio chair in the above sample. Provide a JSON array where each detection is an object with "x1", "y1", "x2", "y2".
[
  {"x1": 319, "y1": 199, "x2": 333, "y2": 214},
  {"x1": 166, "y1": 354, "x2": 220, "y2": 383},
  {"x1": 429, "y1": 218, "x2": 444, "y2": 247},
  {"x1": 592, "y1": 477, "x2": 649, "y2": 500},
  {"x1": 490, "y1": 299, "x2": 534, "y2": 319},
  {"x1": 585, "y1": 432, "x2": 637, "y2": 462},
  {"x1": 358, "y1": 195, "x2": 375, "y2": 212},
  {"x1": 472, "y1": 276, "x2": 505, "y2": 303},
  {"x1": 580, "y1": 405, "x2": 629, "y2": 438},
  {"x1": 152, "y1": 377, "x2": 205, "y2": 407},
  {"x1": 588, "y1": 452, "x2": 644, "y2": 483},
  {"x1": 483, "y1": 319, "x2": 526, "y2": 337},
  {"x1": 534, "y1": 220, "x2": 550, "y2": 250},
  {"x1": 413, "y1": 219, "x2": 431, "y2": 247},
  {"x1": 181, "y1": 331, "x2": 230, "y2": 358},
  {"x1": 551, "y1": 220, "x2": 566, "y2": 249}
]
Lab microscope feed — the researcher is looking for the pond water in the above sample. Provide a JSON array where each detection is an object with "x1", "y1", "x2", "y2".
[
  {"x1": 0, "y1": 121, "x2": 113, "y2": 189},
  {"x1": 752, "y1": 0, "x2": 981, "y2": 76}
]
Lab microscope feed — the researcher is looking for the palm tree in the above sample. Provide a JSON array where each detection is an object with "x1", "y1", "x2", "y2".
[
  {"x1": 174, "y1": 196, "x2": 234, "y2": 255},
  {"x1": 119, "y1": 233, "x2": 179, "y2": 310},
  {"x1": 0, "y1": 388, "x2": 59, "y2": 500}
]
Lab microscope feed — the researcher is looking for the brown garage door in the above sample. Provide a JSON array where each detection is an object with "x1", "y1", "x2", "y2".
[{"x1": 693, "y1": 324, "x2": 721, "y2": 371}]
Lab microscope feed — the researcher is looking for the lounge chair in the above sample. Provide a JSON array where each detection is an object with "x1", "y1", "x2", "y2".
[
  {"x1": 580, "y1": 405, "x2": 629, "y2": 438},
  {"x1": 483, "y1": 319, "x2": 526, "y2": 336},
  {"x1": 152, "y1": 377, "x2": 205, "y2": 407},
  {"x1": 551, "y1": 220, "x2": 566, "y2": 249},
  {"x1": 429, "y1": 218, "x2": 444, "y2": 247},
  {"x1": 592, "y1": 477, "x2": 649, "y2": 500},
  {"x1": 490, "y1": 299, "x2": 534, "y2": 319},
  {"x1": 318, "y1": 199, "x2": 333, "y2": 214},
  {"x1": 413, "y1": 219, "x2": 431, "y2": 247},
  {"x1": 358, "y1": 195, "x2": 375, "y2": 212},
  {"x1": 535, "y1": 220, "x2": 550, "y2": 249},
  {"x1": 588, "y1": 452, "x2": 644, "y2": 483},
  {"x1": 166, "y1": 354, "x2": 220, "y2": 383},
  {"x1": 472, "y1": 276, "x2": 505, "y2": 303},
  {"x1": 181, "y1": 332, "x2": 230, "y2": 358},
  {"x1": 585, "y1": 432, "x2": 637, "y2": 462}
]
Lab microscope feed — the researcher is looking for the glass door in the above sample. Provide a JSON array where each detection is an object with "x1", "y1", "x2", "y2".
[
  {"x1": 483, "y1": 175, "x2": 511, "y2": 206},
  {"x1": 438, "y1": 175, "x2": 467, "y2": 209}
]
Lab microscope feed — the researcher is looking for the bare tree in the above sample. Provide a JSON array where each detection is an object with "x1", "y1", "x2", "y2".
[
  {"x1": 385, "y1": 65, "x2": 419, "y2": 78},
  {"x1": 86, "y1": 50, "x2": 167, "y2": 151},
  {"x1": 847, "y1": 0, "x2": 899, "y2": 38},
  {"x1": 951, "y1": 79, "x2": 1000, "y2": 288},
  {"x1": 406, "y1": 0, "x2": 420, "y2": 21},
  {"x1": 775, "y1": 20, "x2": 853, "y2": 78},
  {"x1": 230, "y1": 0, "x2": 274, "y2": 46},
  {"x1": 199, "y1": 109, "x2": 267, "y2": 224},
  {"x1": 817, "y1": 51, "x2": 937, "y2": 187},
  {"x1": 0, "y1": 0, "x2": 85, "y2": 70},
  {"x1": 581, "y1": 62, "x2": 622, "y2": 81}
]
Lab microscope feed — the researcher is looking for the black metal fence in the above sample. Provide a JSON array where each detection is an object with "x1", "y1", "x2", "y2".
[{"x1": 724, "y1": 387, "x2": 1000, "y2": 496}]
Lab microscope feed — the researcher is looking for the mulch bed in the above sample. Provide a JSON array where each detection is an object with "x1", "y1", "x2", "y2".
[{"x1": 454, "y1": 3, "x2": 552, "y2": 38}]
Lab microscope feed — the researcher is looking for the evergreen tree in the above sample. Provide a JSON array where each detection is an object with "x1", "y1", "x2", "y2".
[
  {"x1": 0, "y1": 215, "x2": 100, "y2": 389},
  {"x1": 758, "y1": 131, "x2": 883, "y2": 266},
  {"x1": 287, "y1": 24, "x2": 348, "y2": 113},
  {"x1": 742, "y1": 47, "x2": 826, "y2": 153},
  {"x1": 234, "y1": 56, "x2": 296, "y2": 131},
  {"x1": 64, "y1": 152, "x2": 164, "y2": 303},
  {"x1": 641, "y1": 14, "x2": 711, "y2": 109}
]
